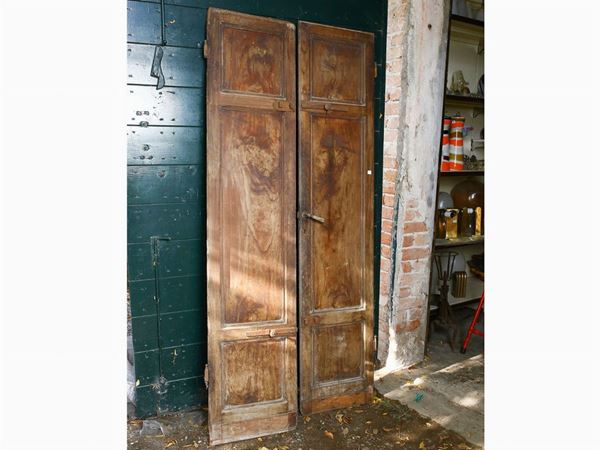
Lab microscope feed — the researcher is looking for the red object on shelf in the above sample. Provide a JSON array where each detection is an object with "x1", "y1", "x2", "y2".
[{"x1": 461, "y1": 291, "x2": 484, "y2": 353}]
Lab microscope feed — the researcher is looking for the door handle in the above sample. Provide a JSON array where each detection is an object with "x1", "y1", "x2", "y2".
[
  {"x1": 323, "y1": 103, "x2": 348, "y2": 113},
  {"x1": 273, "y1": 100, "x2": 295, "y2": 112},
  {"x1": 301, "y1": 212, "x2": 325, "y2": 224},
  {"x1": 246, "y1": 327, "x2": 297, "y2": 338}
]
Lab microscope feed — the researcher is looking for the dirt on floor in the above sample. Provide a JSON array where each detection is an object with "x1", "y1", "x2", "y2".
[{"x1": 127, "y1": 391, "x2": 481, "y2": 450}]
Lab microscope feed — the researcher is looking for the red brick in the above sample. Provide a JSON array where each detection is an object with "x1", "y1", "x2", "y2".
[
  {"x1": 414, "y1": 233, "x2": 431, "y2": 246},
  {"x1": 385, "y1": 102, "x2": 399, "y2": 115},
  {"x1": 381, "y1": 206, "x2": 394, "y2": 220},
  {"x1": 381, "y1": 232, "x2": 392, "y2": 245},
  {"x1": 384, "y1": 129, "x2": 398, "y2": 142},
  {"x1": 406, "y1": 199, "x2": 419, "y2": 208},
  {"x1": 383, "y1": 182, "x2": 395, "y2": 194},
  {"x1": 395, "y1": 319, "x2": 420, "y2": 334},
  {"x1": 381, "y1": 244, "x2": 391, "y2": 258},
  {"x1": 402, "y1": 234, "x2": 414, "y2": 248},
  {"x1": 382, "y1": 219, "x2": 393, "y2": 233},
  {"x1": 400, "y1": 297, "x2": 426, "y2": 310},
  {"x1": 403, "y1": 221, "x2": 427, "y2": 233},
  {"x1": 402, "y1": 247, "x2": 430, "y2": 261},
  {"x1": 380, "y1": 257, "x2": 391, "y2": 273},
  {"x1": 398, "y1": 287, "x2": 411, "y2": 298},
  {"x1": 383, "y1": 170, "x2": 397, "y2": 183},
  {"x1": 401, "y1": 261, "x2": 412, "y2": 273},
  {"x1": 383, "y1": 194, "x2": 395, "y2": 207},
  {"x1": 383, "y1": 156, "x2": 397, "y2": 169},
  {"x1": 385, "y1": 116, "x2": 399, "y2": 129},
  {"x1": 404, "y1": 209, "x2": 423, "y2": 221}
]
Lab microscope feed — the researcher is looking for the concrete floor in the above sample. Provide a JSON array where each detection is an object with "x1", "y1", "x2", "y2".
[{"x1": 376, "y1": 305, "x2": 484, "y2": 448}]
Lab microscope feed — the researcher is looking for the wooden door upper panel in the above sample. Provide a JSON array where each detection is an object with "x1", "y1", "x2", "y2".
[
  {"x1": 212, "y1": 9, "x2": 295, "y2": 101},
  {"x1": 222, "y1": 26, "x2": 284, "y2": 96},
  {"x1": 300, "y1": 22, "x2": 373, "y2": 105},
  {"x1": 221, "y1": 108, "x2": 287, "y2": 325},
  {"x1": 309, "y1": 38, "x2": 365, "y2": 104},
  {"x1": 310, "y1": 115, "x2": 365, "y2": 311}
]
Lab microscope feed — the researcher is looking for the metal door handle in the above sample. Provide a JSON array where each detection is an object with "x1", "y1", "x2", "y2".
[
  {"x1": 246, "y1": 327, "x2": 297, "y2": 338},
  {"x1": 323, "y1": 103, "x2": 348, "y2": 113},
  {"x1": 301, "y1": 212, "x2": 325, "y2": 224}
]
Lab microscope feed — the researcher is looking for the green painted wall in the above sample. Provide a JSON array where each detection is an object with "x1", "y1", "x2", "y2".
[{"x1": 127, "y1": 0, "x2": 387, "y2": 417}]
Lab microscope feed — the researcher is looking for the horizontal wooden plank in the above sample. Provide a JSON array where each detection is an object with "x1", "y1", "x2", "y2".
[
  {"x1": 160, "y1": 343, "x2": 206, "y2": 381},
  {"x1": 128, "y1": 165, "x2": 201, "y2": 204},
  {"x1": 128, "y1": 243, "x2": 153, "y2": 281},
  {"x1": 160, "y1": 376, "x2": 207, "y2": 413},
  {"x1": 164, "y1": 4, "x2": 206, "y2": 48},
  {"x1": 157, "y1": 238, "x2": 203, "y2": 279},
  {"x1": 127, "y1": 1, "x2": 162, "y2": 44},
  {"x1": 128, "y1": 86, "x2": 204, "y2": 126},
  {"x1": 160, "y1": 309, "x2": 206, "y2": 347},
  {"x1": 128, "y1": 203, "x2": 203, "y2": 243},
  {"x1": 160, "y1": 275, "x2": 205, "y2": 313},
  {"x1": 128, "y1": 238, "x2": 203, "y2": 282},
  {"x1": 129, "y1": 279, "x2": 155, "y2": 317},
  {"x1": 132, "y1": 314, "x2": 159, "y2": 351},
  {"x1": 128, "y1": 44, "x2": 205, "y2": 88},
  {"x1": 130, "y1": 275, "x2": 205, "y2": 317},
  {"x1": 127, "y1": 126, "x2": 203, "y2": 166},
  {"x1": 133, "y1": 349, "x2": 160, "y2": 385}
]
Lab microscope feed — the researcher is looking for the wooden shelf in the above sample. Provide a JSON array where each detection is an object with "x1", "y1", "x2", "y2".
[
  {"x1": 450, "y1": 14, "x2": 484, "y2": 28},
  {"x1": 435, "y1": 236, "x2": 484, "y2": 248},
  {"x1": 445, "y1": 94, "x2": 484, "y2": 108},
  {"x1": 440, "y1": 170, "x2": 484, "y2": 177}
]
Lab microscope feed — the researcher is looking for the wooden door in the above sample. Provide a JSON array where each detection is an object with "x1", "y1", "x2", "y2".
[
  {"x1": 298, "y1": 21, "x2": 375, "y2": 414},
  {"x1": 206, "y1": 8, "x2": 297, "y2": 445}
]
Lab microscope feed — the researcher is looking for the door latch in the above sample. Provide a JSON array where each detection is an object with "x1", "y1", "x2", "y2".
[
  {"x1": 246, "y1": 326, "x2": 297, "y2": 338},
  {"x1": 301, "y1": 212, "x2": 325, "y2": 224}
]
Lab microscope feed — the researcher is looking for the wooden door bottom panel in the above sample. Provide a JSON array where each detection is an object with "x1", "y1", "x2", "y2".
[
  {"x1": 209, "y1": 412, "x2": 297, "y2": 446},
  {"x1": 301, "y1": 389, "x2": 373, "y2": 415}
]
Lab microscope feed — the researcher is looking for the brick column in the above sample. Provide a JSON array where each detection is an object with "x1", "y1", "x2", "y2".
[{"x1": 377, "y1": 0, "x2": 450, "y2": 370}]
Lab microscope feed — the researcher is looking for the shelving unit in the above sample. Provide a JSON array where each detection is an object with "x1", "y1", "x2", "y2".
[{"x1": 428, "y1": 12, "x2": 484, "y2": 313}]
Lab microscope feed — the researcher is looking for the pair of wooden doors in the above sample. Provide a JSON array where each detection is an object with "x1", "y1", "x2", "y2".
[{"x1": 206, "y1": 8, "x2": 374, "y2": 445}]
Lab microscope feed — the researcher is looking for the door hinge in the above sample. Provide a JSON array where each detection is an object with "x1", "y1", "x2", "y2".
[
  {"x1": 204, "y1": 363, "x2": 209, "y2": 389},
  {"x1": 203, "y1": 40, "x2": 208, "y2": 58},
  {"x1": 374, "y1": 62, "x2": 378, "y2": 79}
]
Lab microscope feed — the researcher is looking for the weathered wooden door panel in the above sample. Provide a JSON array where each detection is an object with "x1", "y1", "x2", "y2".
[
  {"x1": 206, "y1": 8, "x2": 297, "y2": 445},
  {"x1": 298, "y1": 21, "x2": 375, "y2": 415}
]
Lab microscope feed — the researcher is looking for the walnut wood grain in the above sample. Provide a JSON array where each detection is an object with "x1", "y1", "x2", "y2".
[
  {"x1": 298, "y1": 21, "x2": 375, "y2": 415},
  {"x1": 206, "y1": 8, "x2": 297, "y2": 445}
]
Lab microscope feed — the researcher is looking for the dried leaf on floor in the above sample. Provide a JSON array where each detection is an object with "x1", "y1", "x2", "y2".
[
  {"x1": 324, "y1": 431, "x2": 334, "y2": 440},
  {"x1": 165, "y1": 440, "x2": 177, "y2": 448},
  {"x1": 304, "y1": 416, "x2": 311, "y2": 423},
  {"x1": 419, "y1": 441, "x2": 426, "y2": 449},
  {"x1": 383, "y1": 427, "x2": 393, "y2": 432},
  {"x1": 342, "y1": 427, "x2": 349, "y2": 436}
]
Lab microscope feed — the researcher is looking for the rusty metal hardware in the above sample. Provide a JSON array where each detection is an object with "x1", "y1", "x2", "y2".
[
  {"x1": 150, "y1": 45, "x2": 165, "y2": 90},
  {"x1": 323, "y1": 103, "x2": 348, "y2": 113},
  {"x1": 246, "y1": 326, "x2": 297, "y2": 338},
  {"x1": 301, "y1": 212, "x2": 325, "y2": 223},
  {"x1": 204, "y1": 364, "x2": 209, "y2": 388},
  {"x1": 273, "y1": 100, "x2": 295, "y2": 111}
]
